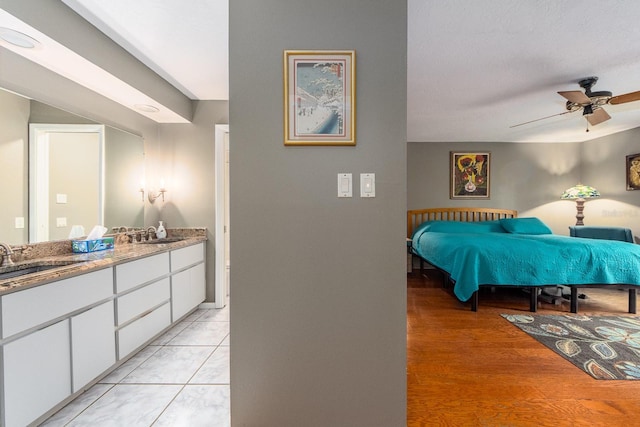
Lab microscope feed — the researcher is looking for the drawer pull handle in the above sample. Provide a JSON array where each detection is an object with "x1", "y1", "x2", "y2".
[{"x1": 139, "y1": 308, "x2": 154, "y2": 319}]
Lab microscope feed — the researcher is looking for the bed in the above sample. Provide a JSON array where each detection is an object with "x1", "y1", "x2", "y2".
[{"x1": 407, "y1": 207, "x2": 640, "y2": 313}]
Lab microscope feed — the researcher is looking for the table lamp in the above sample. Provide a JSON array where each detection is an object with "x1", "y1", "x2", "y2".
[{"x1": 561, "y1": 184, "x2": 600, "y2": 226}]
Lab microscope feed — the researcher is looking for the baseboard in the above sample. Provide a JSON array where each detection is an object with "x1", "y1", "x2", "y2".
[{"x1": 198, "y1": 302, "x2": 218, "y2": 309}]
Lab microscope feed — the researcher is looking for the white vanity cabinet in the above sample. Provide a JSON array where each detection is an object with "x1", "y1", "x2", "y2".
[
  {"x1": 0, "y1": 240, "x2": 206, "y2": 426},
  {"x1": 171, "y1": 243, "x2": 206, "y2": 321},
  {"x1": 115, "y1": 252, "x2": 172, "y2": 359},
  {"x1": 0, "y1": 267, "x2": 114, "y2": 427}
]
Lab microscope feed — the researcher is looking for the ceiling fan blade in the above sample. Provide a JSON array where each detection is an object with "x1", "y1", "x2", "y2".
[
  {"x1": 509, "y1": 110, "x2": 573, "y2": 128},
  {"x1": 586, "y1": 107, "x2": 611, "y2": 126},
  {"x1": 558, "y1": 90, "x2": 591, "y2": 104},
  {"x1": 609, "y1": 90, "x2": 640, "y2": 105}
]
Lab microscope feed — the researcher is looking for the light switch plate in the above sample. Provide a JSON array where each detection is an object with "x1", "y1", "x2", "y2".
[
  {"x1": 338, "y1": 173, "x2": 352, "y2": 197},
  {"x1": 56, "y1": 193, "x2": 67, "y2": 204},
  {"x1": 360, "y1": 173, "x2": 375, "y2": 197},
  {"x1": 14, "y1": 217, "x2": 24, "y2": 229}
]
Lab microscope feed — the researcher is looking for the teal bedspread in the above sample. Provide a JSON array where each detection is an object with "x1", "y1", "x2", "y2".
[{"x1": 412, "y1": 221, "x2": 640, "y2": 302}]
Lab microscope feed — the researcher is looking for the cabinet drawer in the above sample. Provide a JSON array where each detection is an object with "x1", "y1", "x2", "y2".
[
  {"x1": 1, "y1": 268, "x2": 113, "y2": 339},
  {"x1": 117, "y1": 278, "x2": 170, "y2": 326},
  {"x1": 171, "y1": 243, "x2": 204, "y2": 271},
  {"x1": 117, "y1": 302, "x2": 171, "y2": 359},
  {"x1": 115, "y1": 252, "x2": 170, "y2": 292}
]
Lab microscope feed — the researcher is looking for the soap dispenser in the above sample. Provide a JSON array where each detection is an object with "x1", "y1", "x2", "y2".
[{"x1": 156, "y1": 221, "x2": 167, "y2": 239}]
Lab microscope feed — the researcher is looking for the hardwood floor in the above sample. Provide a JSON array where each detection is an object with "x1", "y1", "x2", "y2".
[{"x1": 407, "y1": 268, "x2": 640, "y2": 427}]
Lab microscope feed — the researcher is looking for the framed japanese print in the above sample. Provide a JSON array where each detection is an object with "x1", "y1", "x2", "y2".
[
  {"x1": 283, "y1": 50, "x2": 355, "y2": 146},
  {"x1": 626, "y1": 153, "x2": 640, "y2": 190},
  {"x1": 450, "y1": 152, "x2": 491, "y2": 199}
]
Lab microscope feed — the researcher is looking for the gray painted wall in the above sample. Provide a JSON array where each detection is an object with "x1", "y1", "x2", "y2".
[
  {"x1": 151, "y1": 100, "x2": 229, "y2": 302},
  {"x1": 229, "y1": 0, "x2": 407, "y2": 425},
  {"x1": 408, "y1": 136, "x2": 640, "y2": 236},
  {"x1": 580, "y1": 127, "x2": 640, "y2": 235},
  {"x1": 0, "y1": 89, "x2": 28, "y2": 244},
  {"x1": 104, "y1": 126, "x2": 145, "y2": 230}
]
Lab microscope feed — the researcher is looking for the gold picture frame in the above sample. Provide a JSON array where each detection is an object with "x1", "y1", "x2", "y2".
[
  {"x1": 450, "y1": 152, "x2": 491, "y2": 199},
  {"x1": 626, "y1": 153, "x2": 640, "y2": 190},
  {"x1": 283, "y1": 50, "x2": 355, "y2": 146}
]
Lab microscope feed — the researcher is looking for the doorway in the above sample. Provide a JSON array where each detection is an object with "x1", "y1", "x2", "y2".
[
  {"x1": 29, "y1": 123, "x2": 105, "y2": 243},
  {"x1": 215, "y1": 124, "x2": 230, "y2": 308}
]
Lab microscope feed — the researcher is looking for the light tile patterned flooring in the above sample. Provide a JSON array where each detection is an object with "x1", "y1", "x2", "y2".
[{"x1": 40, "y1": 306, "x2": 230, "y2": 426}]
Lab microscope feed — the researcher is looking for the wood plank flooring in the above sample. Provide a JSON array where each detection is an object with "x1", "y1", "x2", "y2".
[{"x1": 407, "y1": 268, "x2": 640, "y2": 427}]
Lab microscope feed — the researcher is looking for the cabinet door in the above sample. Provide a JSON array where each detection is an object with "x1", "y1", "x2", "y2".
[
  {"x1": 172, "y1": 263, "x2": 206, "y2": 321},
  {"x1": 3, "y1": 320, "x2": 71, "y2": 427},
  {"x1": 71, "y1": 300, "x2": 116, "y2": 392}
]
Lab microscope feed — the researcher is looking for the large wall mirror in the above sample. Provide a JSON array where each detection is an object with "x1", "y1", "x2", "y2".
[{"x1": 0, "y1": 87, "x2": 145, "y2": 245}]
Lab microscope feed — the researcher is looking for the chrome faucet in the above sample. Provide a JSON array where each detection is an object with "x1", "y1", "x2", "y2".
[
  {"x1": 146, "y1": 226, "x2": 157, "y2": 240},
  {"x1": 0, "y1": 243, "x2": 15, "y2": 267}
]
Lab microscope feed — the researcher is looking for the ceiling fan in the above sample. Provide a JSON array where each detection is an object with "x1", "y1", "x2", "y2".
[{"x1": 510, "y1": 77, "x2": 640, "y2": 128}]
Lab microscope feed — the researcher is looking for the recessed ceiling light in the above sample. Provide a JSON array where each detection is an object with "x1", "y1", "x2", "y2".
[
  {"x1": 134, "y1": 104, "x2": 160, "y2": 113},
  {"x1": 0, "y1": 27, "x2": 40, "y2": 49}
]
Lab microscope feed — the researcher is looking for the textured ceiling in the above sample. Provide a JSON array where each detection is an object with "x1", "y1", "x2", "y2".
[
  {"x1": 5, "y1": 1, "x2": 640, "y2": 142},
  {"x1": 408, "y1": 0, "x2": 640, "y2": 143}
]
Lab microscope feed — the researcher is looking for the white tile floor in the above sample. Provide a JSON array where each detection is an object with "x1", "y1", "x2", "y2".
[{"x1": 39, "y1": 306, "x2": 230, "y2": 426}]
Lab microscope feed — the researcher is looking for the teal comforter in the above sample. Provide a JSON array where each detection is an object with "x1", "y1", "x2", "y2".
[{"x1": 412, "y1": 221, "x2": 640, "y2": 302}]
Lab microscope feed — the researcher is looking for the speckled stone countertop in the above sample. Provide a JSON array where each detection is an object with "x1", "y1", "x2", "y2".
[{"x1": 0, "y1": 228, "x2": 207, "y2": 295}]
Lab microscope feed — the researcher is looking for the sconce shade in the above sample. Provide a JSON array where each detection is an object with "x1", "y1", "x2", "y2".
[
  {"x1": 561, "y1": 184, "x2": 600, "y2": 226},
  {"x1": 561, "y1": 184, "x2": 600, "y2": 200}
]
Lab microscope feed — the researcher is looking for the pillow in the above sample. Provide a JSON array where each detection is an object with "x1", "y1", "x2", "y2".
[
  {"x1": 415, "y1": 220, "x2": 505, "y2": 235},
  {"x1": 499, "y1": 217, "x2": 553, "y2": 235}
]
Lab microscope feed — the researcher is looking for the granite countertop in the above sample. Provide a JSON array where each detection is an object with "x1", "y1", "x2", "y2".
[{"x1": 0, "y1": 229, "x2": 207, "y2": 295}]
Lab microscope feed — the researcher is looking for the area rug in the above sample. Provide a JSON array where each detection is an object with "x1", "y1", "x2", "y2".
[{"x1": 502, "y1": 313, "x2": 640, "y2": 380}]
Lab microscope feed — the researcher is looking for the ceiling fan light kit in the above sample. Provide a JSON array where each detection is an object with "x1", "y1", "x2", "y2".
[{"x1": 511, "y1": 76, "x2": 640, "y2": 129}]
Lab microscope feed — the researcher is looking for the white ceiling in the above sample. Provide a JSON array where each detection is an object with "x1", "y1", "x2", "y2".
[{"x1": 5, "y1": 0, "x2": 640, "y2": 143}]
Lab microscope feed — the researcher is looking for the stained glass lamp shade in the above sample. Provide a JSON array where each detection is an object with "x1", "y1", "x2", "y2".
[{"x1": 561, "y1": 184, "x2": 600, "y2": 226}]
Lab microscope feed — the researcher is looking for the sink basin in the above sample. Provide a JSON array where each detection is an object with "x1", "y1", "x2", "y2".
[
  {"x1": 140, "y1": 237, "x2": 185, "y2": 244},
  {"x1": 0, "y1": 260, "x2": 82, "y2": 281}
]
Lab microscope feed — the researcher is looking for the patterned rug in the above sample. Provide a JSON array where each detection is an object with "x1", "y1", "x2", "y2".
[{"x1": 502, "y1": 313, "x2": 640, "y2": 380}]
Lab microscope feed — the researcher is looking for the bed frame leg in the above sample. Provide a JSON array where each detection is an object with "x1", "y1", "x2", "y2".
[
  {"x1": 471, "y1": 291, "x2": 478, "y2": 312},
  {"x1": 629, "y1": 289, "x2": 637, "y2": 314},
  {"x1": 570, "y1": 287, "x2": 578, "y2": 313},
  {"x1": 529, "y1": 287, "x2": 537, "y2": 312}
]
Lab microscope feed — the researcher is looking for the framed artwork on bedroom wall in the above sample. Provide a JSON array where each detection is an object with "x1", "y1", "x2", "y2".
[
  {"x1": 626, "y1": 153, "x2": 640, "y2": 190},
  {"x1": 283, "y1": 50, "x2": 355, "y2": 146},
  {"x1": 450, "y1": 152, "x2": 491, "y2": 199}
]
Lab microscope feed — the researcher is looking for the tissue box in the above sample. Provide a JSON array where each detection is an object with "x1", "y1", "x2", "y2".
[{"x1": 72, "y1": 237, "x2": 115, "y2": 253}]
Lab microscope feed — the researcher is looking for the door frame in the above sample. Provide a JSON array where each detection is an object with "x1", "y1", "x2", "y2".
[
  {"x1": 29, "y1": 123, "x2": 105, "y2": 243},
  {"x1": 214, "y1": 124, "x2": 230, "y2": 308}
]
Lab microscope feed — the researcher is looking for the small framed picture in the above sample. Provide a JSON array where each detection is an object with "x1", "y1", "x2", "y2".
[
  {"x1": 283, "y1": 50, "x2": 355, "y2": 146},
  {"x1": 626, "y1": 153, "x2": 640, "y2": 190},
  {"x1": 450, "y1": 152, "x2": 491, "y2": 199}
]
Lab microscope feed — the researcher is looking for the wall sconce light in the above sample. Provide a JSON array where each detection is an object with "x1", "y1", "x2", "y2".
[
  {"x1": 148, "y1": 180, "x2": 167, "y2": 203},
  {"x1": 561, "y1": 183, "x2": 600, "y2": 225}
]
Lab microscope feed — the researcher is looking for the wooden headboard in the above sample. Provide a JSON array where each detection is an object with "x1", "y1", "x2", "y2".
[{"x1": 407, "y1": 207, "x2": 518, "y2": 237}]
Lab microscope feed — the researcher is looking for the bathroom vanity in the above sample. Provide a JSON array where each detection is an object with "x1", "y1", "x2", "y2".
[{"x1": 0, "y1": 234, "x2": 206, "y2": 427}]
